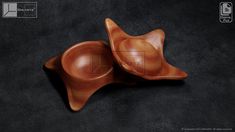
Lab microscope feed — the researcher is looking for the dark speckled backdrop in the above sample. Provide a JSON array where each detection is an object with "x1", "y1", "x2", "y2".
[{"x1": 0, "y1": 0, "x2": 235, "y2": 132}]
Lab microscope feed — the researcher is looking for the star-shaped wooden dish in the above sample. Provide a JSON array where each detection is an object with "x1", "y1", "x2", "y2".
[{"x1": 105, "y1": 18, "x2": 187, "y2": 80}]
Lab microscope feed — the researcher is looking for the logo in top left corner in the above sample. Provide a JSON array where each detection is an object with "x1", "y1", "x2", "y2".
[{"x1": 2, "y1": 2, "x2": 37, "y2": 18}]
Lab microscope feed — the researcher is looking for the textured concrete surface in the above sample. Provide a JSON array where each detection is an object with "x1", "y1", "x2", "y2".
[{"x1": 0, "y1": 0, "x2": 234, "y2": 131}]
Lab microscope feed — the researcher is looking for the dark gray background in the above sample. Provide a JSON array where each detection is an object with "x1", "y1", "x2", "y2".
[{"x1": 0, "y1": 0, "x2": 235, "y2": 131}]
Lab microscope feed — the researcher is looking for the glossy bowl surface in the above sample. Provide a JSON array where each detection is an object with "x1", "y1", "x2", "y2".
[
  {"x1": 61, "y1": 41, "x2": 113, "y2": 80},
  {"x1": 105, "y1": 18, "x2": 188, "y2": 80},
  {"x1": 45, "y1": 41, "x2": 116, "y2": 111}
]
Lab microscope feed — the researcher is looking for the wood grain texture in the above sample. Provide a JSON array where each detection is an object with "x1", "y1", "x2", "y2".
[
  {"x1": 44, "y1": 41, "x2": 129, "y2": 111},
  {"x1": 105, "y1": 18, "x2": 188, "y2": 80}
]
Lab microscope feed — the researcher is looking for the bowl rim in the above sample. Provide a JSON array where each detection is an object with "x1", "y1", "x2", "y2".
[{"x1": 61, "y1": 41, "x2": 114, "y2": 81}]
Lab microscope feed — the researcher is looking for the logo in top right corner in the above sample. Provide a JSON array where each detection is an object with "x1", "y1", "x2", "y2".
[{"x1": 219, "y1": 2, "x2": 233, "y2": 23}]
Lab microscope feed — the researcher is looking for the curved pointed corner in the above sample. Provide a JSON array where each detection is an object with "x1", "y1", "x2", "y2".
[
  {"x1": 144, "y1": 29, "x2": 165, "y2": 49},
  {"x1": 168, "y1": 66, "x2": 188, "y2": 79},
  {"x1": 67, "y1": 89, "x2": 85, "y2": 111},
  {"x1": 44, "y1": 56, "x2": 58, "y2": 71},
  {"x1": 160, "y1": 63, "x2": 188, "y2": 80},
  {"x1": 105, "y1": 18, "x2": 128, "y2": 40},
  {"x1": 153, "y1": 29, "x2": 165, "y2": 44},
  {"x1": 64, "y1": 82, "x2": 99, "y2": 111},
  {"x1": 105, "y1": 18, "x2": 119, "y2": 31},
  {"x1": 66, "y1": 85, "x2": 87, "y2": 111}
]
